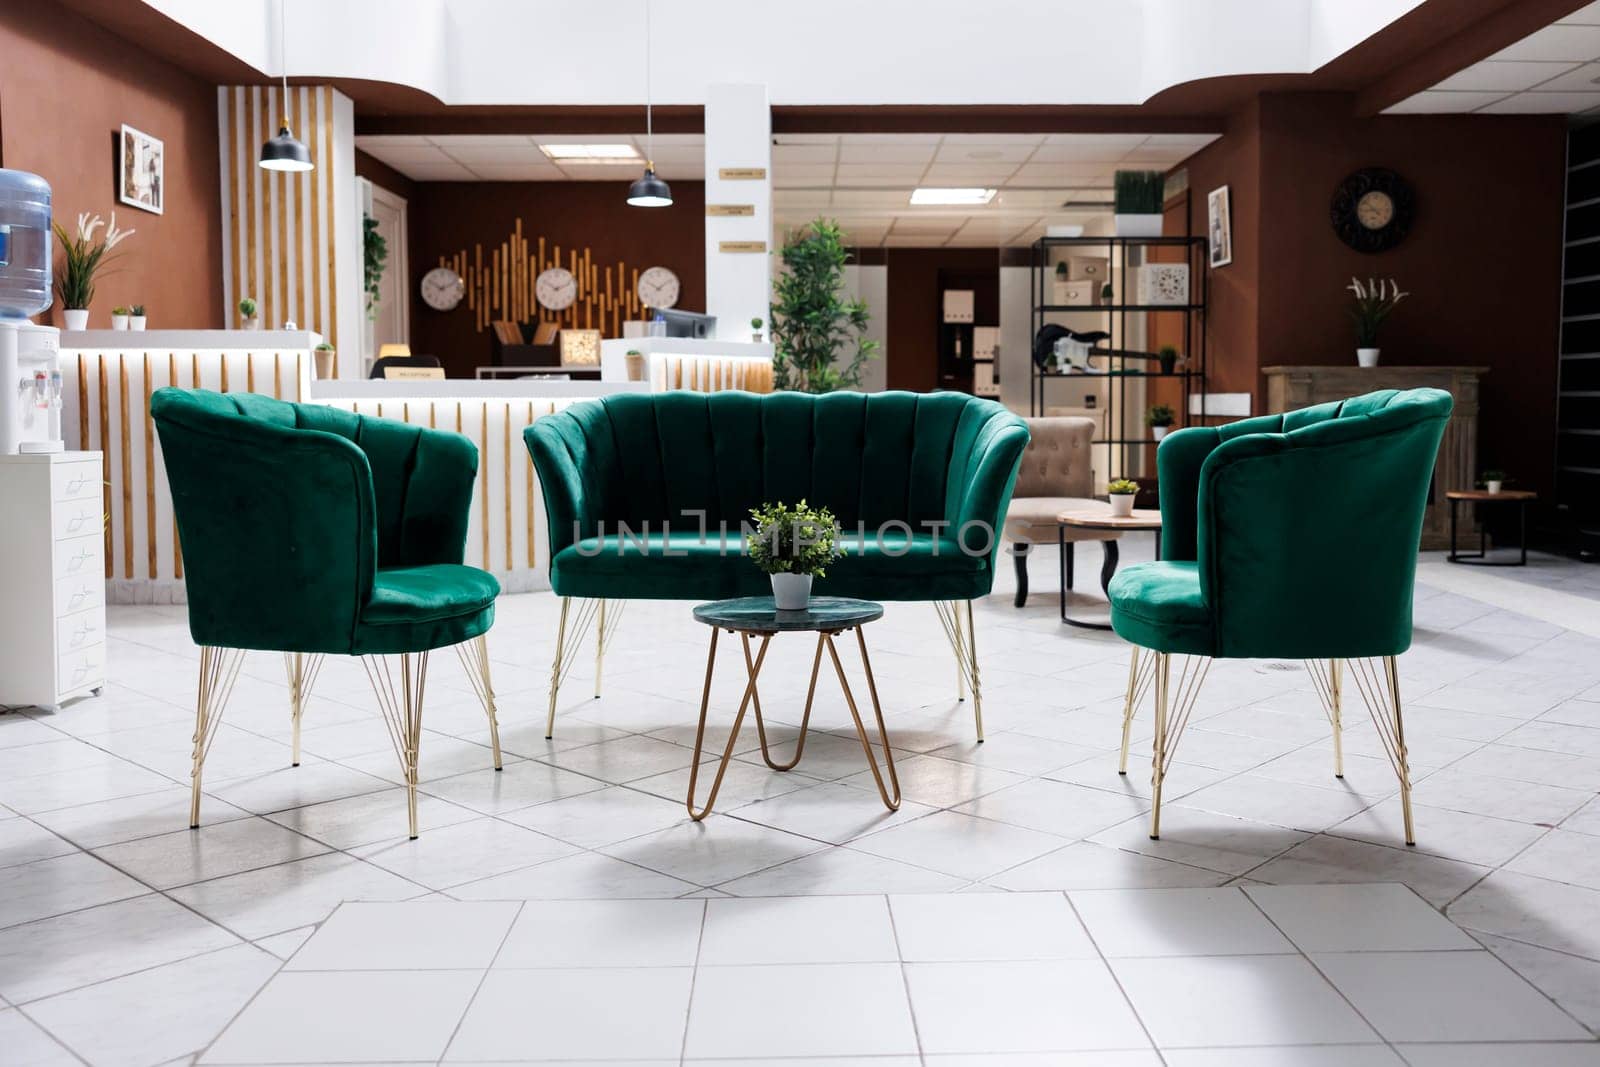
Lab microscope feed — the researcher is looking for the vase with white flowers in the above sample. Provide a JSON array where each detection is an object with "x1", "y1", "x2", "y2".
[
  {"x1": 53, "y1": 212, "x2": 135, "y2": 330},
  {"x1": 1348, "y1": 276, "x2": 1407, "y2": 368}
]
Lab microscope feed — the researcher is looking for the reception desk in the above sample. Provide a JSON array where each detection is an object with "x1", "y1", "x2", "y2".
[{"x1": 599, "y1": 337, "x2": 774, "y2": 392}]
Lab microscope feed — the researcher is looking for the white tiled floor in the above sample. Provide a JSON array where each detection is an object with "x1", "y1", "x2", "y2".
[{"x1": 0, "y1": 550, "x2": 1599, "y2": 1063}]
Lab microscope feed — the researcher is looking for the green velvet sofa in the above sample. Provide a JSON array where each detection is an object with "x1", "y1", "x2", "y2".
[
  {"x1": 525, "y1": 390, "x2": 1030, "y2": 738},
  {"x1": 150, "y1": 388, "x2": 505, "y2": 839},
  {"x1": 1107, "y1": 387, "x2": 1454, "y2": 844}
]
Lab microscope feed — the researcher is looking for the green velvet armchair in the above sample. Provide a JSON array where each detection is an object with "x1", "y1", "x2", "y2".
[
  {"x1": 1108, "y1": 388, "x2": 1453, "y2": 843},
  {"x1": 525, "y1": 390, "x2": 1030, "y2": 741},
  {"x1": 150, "y1": 388, "x2": 504, "y2": 839}
]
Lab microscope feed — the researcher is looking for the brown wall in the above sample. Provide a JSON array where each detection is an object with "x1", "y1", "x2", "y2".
[
  {"x1": 0, "y1": 4, "x2": 222, "y2": 329},
  {"x1": 1187, "y1": 92, "x2": 1565, "y2": 496},
  {"x1": 407, "y1": 181, "x2": 706, "y2": 375},
  {"x1": 883, "y1": 248, "x2": 1000, "y2": 392}
]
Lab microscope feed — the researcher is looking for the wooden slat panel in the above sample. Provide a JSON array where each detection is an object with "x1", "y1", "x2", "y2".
[
  {"x1": 118, "y1": 358, "x2": 132, "y2": 581},
  {"x1": 143, "y1": 353, "x2": 156, "y2": 580},
  {"x1": 98, "y1": 355, "x2": 110, "y2": 578}
]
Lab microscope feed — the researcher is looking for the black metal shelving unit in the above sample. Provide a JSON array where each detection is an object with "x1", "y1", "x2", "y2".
[{"x1": 1029, "y1": 235, "x2": 1208, "y2": 480}]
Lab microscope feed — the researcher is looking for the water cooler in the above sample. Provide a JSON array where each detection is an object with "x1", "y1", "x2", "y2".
[{"x1": 0, "y1": 169, "x2": 61, "y2": 454}]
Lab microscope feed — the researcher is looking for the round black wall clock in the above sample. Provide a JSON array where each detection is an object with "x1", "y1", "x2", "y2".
[{"x1": 1330, "y1": 167, "x2": 1415, "y2": 253}]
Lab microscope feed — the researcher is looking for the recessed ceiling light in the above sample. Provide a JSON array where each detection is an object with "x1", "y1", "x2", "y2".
[
  {"x1": 540, "y1": 143, "x2": 641, "y2": 163},
  {"x1": 910, "y1": 187, "x2": 997, "y2": 205}
]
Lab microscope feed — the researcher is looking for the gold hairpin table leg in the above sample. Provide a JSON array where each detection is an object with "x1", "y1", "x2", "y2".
[
  {"x1": 749, "y1": 631, "x2": 824, "y2": 771},
  {"x1": 687, "y1": 629, "x2": 770, "y2": 820},
  {"x1": 832, "y1": 626, "x2": 901, "y2": 811}
]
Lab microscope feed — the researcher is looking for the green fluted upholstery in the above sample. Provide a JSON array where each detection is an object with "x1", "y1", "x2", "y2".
[
  {"x1": 525, "y1": 391, "x2": 1030, "y2": 602},
  {"x1": 150, "y1": 388, "x2": 499, "y2": 656},
  {"x1": 1108, "y1": 388, "x2": 1453, "y2": 659}
]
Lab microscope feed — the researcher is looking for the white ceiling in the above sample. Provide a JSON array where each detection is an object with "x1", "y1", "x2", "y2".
[
  {"x1": 1386, "y1": 2, "x2": 1600, "y2": 114},
  {"x1": 358, "y1": 131, "x2": 1218, "y2": 248}
]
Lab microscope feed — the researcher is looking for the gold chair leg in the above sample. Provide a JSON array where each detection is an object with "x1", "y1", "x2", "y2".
[
  {"x1": 1146, "y1": 652, "x2": 1211, "y2": 840},
  {"x1": 455, "y1": 633, "x2": 502, "y2": 771},
  {"x1": 1344, "y1": 655, "x2": 1416, "y2": 845},
  {"x1": 363, "y1": 651, "x2": 430, "y2": 840},
  {"x1": 546, "y1": 597, "x2": 571, "y2": 739},
  {"x1": 966, "y1": 600, "x2": 984, "y2": 742},
  {"x1": 952, "y1": 602, "x2": 967, "y2": 701},
  {"x1": 283, "y1": 652, "x2": 324, "y2": 768},
  {"x1": 1119, "y1": 647, "x2": 1140, "y2": 775},
  {"x1": 830, "y1": 627, "x2": 901, "y2": 811},
  {"x1": 1386, "y1": 656, "x2": 1415, "y2": 846},
  {"x1": 1331, "y1": 658, "x2": 1345, "y2": 779},
  {"x1": 190, "y1": 646, "x2": 246, "y2": 829},
  {"x1": 594, "y1": 599, "x2": 606, "y2": 698},
  {"x1": 1149, "y1": 652, "x2": 1169, "y2": 839},
  {"x1": 687, "y1": 629, "x2": 771, "y2": 820},
  {"x1": 749, "y1": 631, "x2": 823, "y2": 771}
]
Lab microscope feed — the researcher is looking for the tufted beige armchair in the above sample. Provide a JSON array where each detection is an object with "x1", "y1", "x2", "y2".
[{"x1": 1003, "y1": 416, "x2": 1119, "y2": 606}]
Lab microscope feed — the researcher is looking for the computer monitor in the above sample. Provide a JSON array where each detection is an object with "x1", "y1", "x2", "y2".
[{"x1": 658, "y1": 308, "x2": 717, "y2": 339}]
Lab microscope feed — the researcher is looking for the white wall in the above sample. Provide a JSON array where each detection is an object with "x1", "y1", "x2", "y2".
[{"x1": 703, "y1": 84, "x2": 771, "y2": 340}]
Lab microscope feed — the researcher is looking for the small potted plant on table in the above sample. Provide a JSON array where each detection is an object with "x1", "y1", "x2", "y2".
[
  {"x1": 1147, "y1": 404, "x2": 1176, "y2": 441},
  {"x1": 624, "y1": 349, "x2": 646, "y2": 381},
  {"x1": 750, "y1": 317, "x2": 764, "y2": 343},
  {"x1": 54, "y1": 211, "x2": 134, "y2": 331},
  {"x1": 1108, "y1": 478, "x2": 1139, "y2": 518},
  {"x1": 313, "y1": 342, "x2": 336, "y2": 380},
  {"x1": 747, "y1": 500, "x2": 842, "y2": 610},
  {"x1": 238, "y1": 297, "x2": 259, "y2": 330},
  {"x1": 130, "y1": 305, "x2": 147, "y2": 330},
  {"x1": 111, "y1": 306, "x2": 131, "y2": 330},
  {"x1": 1480, "y1": 469, "x2": 1506, "y2": 494}
]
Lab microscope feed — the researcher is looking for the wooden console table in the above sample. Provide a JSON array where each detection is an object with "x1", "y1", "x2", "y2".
[{"x1": 1262, "y1": 365, "x2": 1487, "y2": 550}]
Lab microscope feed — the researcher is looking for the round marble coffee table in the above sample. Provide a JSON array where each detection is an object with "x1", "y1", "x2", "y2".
[{"x1": 687, "y1": 596, "x2": 900, "y2": 820}]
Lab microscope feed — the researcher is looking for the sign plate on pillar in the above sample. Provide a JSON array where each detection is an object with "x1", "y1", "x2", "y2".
[
  {"x1": 706, "y1": 204, "x2": 756, "y2": 217},
  {"x1": 718, "y1": 241, "x2": 768, "y2": 253},
  {"x1": 718, "y1": 168, "x2": 767, "y2": 180}
]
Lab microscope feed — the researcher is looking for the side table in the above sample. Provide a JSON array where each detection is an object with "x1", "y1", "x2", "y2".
[
  {"x1": 1446, "y1": 490, "x2": 1535, "y2": 567},
  {"x1": 1057, "y1": 507, "x2": 1163, "y2": 630},
  {"x1": 687, "y1": 596, "x2": 900, "y2": 820}
]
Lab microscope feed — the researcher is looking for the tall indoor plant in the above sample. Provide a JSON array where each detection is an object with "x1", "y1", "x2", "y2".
[
  {"x1": 769, "y1": 218, "x2": 878, "y2": 393},
  {"x1": 53, "y1": 211, "x2": 134, "y2": 330}
]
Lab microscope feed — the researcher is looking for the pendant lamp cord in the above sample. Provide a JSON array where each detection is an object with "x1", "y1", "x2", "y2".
[
  {"x1": 644, "y1": 0, "x2": 653, "y2": 167},
  {"x1": 279, "y1": 0, "x2": 290, "y2": 128}
]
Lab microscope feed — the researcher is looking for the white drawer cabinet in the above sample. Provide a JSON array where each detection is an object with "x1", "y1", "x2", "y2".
[{"x1": 0, "y1": 453, "x2": 107, "y2": 709}]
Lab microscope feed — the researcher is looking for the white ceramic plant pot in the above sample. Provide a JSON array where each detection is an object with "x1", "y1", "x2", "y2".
[
  {"x1": 771, "y1": 572, "x2": 813, "y2": 610},
  {"x1": 1357, "y1": 347, "x2": 1380, "y2": 368},
  {"x1": 242, "y1": 316, "x2": 259, "y2": 330},
  {"x1": 111, "y1": 314, "x2": 129, "y2": 331},
  {"x1": 1114, "y1": 213, "x2": 1164, "y2": 238},
  {"x1": 130, "y1": 316, "x2": 146, "y2": 331},
  {"x1": 1486, "y1": 480, "x2": 1503, "y2": 494},
  {"x1": 751, "y1": 332, "x2": 763, "y2": 343},
  {"x1": 1151, "y1": 426, "x2": 1169, "y2": 441},
  {"x1": 63, "y1": 309, "x2": 89, "y2": 331},
  {"x1": 1109, "y1": 493, "x2": 1136, "y2": 518}
]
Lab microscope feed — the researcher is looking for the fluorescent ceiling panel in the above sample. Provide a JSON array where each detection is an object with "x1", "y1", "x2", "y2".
[
  {"x1": 910, "y1": 187, "x2": 998, "y2": 205},
  {"x1": 539, "y1": 143, "x2": 641, "y2": 162}
]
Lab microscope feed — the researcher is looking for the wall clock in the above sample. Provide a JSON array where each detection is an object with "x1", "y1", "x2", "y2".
[
  {"x1": 637, "y1": 266, "x2": 680, "y2": 309},
  {"x1": 420, "y1": 266, "x2": 465, "y2": 311},
  {"x1": 535, "y1": 267, "x2": 578, "y2": 311},
  {"x1": 1330, "y1": 168, "x2": 1415, "y2": 253}
]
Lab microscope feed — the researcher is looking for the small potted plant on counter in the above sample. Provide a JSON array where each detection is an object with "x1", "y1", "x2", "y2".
[
  {"x1": 1157, "y1": 344, "x2": 1181, "y2": 374},
  {"x1": 54, "y1": 211, "x2": 134, "y2": 331},
  {"x1": 313, "y1": 341, "x2": 335, "y2": 380},
  {"x1": 750, "y1": 317, "x2": 764, "y2": 343},
  {"x1": 111, "y1": 306, "x2": 131, "y2": 330},
  {"x1": 1147, "y1": 404, "x2": 1176, "y2": 441},
  {"x1": 1113, "y1": 170, "x2": 1166, "y2": 237},
  {"x1": 130, "y1": 305, "x2": 147, "y2": 330},
  {"x1": 1108, "y1": 478, "x2": 1139, "y2": 518},
  {"x1": 747, "y1": 499, "x2": 842, "y2": 610},
  {"x1": 1480, "y1": 469, "x2": 1506, "y2": 494},
  {"x1": 238, "y1": 297, "x2": 259, "y2": 330},
  {"x1": 624, "y1": 348, "x2": 645, "y2": 382},
  {"x1": 1348, "y1": 276, "x2": 1406, "y2": 367}
]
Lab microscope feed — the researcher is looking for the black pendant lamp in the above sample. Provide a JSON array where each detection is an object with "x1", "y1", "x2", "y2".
[
  {"x1": 627, "y1": 0, "x2": 671, "y2": 207},
  {"x1": 260, "y1": 2, "x2": 313, "y2": 172}
]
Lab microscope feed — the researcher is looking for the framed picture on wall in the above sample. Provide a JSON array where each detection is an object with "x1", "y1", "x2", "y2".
[
  {"x1": 119, "y1": 124, "x2": 164, "y2": 215},
  {"x1": 1208, "y1": 185, "x2": 1232, "y2": 268}
]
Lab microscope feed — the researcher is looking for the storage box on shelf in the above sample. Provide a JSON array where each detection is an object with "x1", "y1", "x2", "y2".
[{"x1": 0, "y1": 452, "x2": 106, "y2": 709}]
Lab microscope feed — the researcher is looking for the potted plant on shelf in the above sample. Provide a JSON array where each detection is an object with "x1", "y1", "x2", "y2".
[
  {"x1": 110, "y1": 306, "x2": 131, "y2": 331},
  {"x1": 1113, "y1": 170, "x2": 1166, "y2": 237},
  {"x1": 770, "y1": 218, "x2": 879, "y2": 392},
  {"x1": 1348, "y1": 276, "x2": 1407, "y2": 367},
  {"x1": 53, "y1": 211, "x2": 134, "y2": 330},
  {"x1": 313, "y1": 341, "x2": 336, "y2": 380},
  {"x1": 1156, "y1": 344, "x2": 1181, "y2": 374},
  {"x1": 750, "y1": 317, "x2": 764, "y2": 343},
  {"x1": 130, "y1": 305, "x2": 147, "y2": 330},
  {"x1": 238, "y1": 297, "x2": 258, "y2": 330},
  {"x1": 746, "y1": 499, "x2": 843, "y2": 610},
  {"x1": 624, "y1": 348, "x2": 646, "y2": 381},
  {"x1": 1107, "y1": 478, "x2": 1139, "y2": 518},
  {"x1": 1100, "y1": 281, "x2": 1114, "y2": 304},
  {"x1": 1480, "y1": 469, "x2": 1506, "y2": 494},
  {"x1": 1147, "y1": 404, "x2": 1176, "y2": 441}
]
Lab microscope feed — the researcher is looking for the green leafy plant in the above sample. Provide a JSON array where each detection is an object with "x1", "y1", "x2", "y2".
[
  {"x1": 1156, "y1": 344, "x2": 1181, "y2": 373},
  {"x1": 131, "y1": 304, "x2": 145, "y2": 317},
  {"x1": 111, "y1": 305, "x2": 130, "y2": 316},
  {"x1": 1480, "y1": 469, "x2": 1506, "y2": 484},
  {"x1": 1101, "y1": 281, "x2": 1114, "y2": 301},
  {"x1": 750, "y1": 317, "x2": 763, "y2": 330},
  {"x1": 745, "y1": 500, "x2": 843, "y2": 577},
  {"x1": 363, "y1": 215, "x2": 388, "y2": 321},
  {"x1": 1054, "y1": 261, "x2": 1069, "y2": 279},
  {"x1": 625, "y1": 348, "x2": 641, "y2": 356},
  {"x1": 1348, "y1": 276, "x2": 1407, "y2": 346},
  {"x1": 1146, "y1": 404, "x2": 1176, "y2": 428},
  {"x1": 53, "y1": 212, "x2": 135, "y2": 310},
  {"x1": 1107, "y1": 479, "x2": 1140, "y2": 495},
  {"x1": 1114, "y1": 170, "x2": 1166, "y2": 215},
  {"x1": 314, "y1": 341, "x2": 334, "y2": 352},
  {"x1": 769, "y1": 218, "x2": 879, "y2": 393},
  {"x1": 238, "y1": 297, "x2": 257, "y2": 318}
]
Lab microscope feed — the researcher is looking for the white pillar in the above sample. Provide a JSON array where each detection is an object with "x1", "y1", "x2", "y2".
[{"x1": 703, "y1": 83, "x2": 771, "y2": 341}]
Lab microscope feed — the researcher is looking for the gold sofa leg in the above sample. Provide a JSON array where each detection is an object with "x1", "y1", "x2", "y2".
[
  {"x1": 455, "y1": 633, "x2": 502, "y2": 771},
  {"x1": 934, "y1": 600, "x2": 984, "y2": 742},
  {"x1": 546, "y1": 597, "x2": 571, "y2": 739},
  {"x1": 190, "y1": 647, "x2": 246, "y2": 829},
  {"x1": 1342, "y1": 655, "x2": 1416, "y2": 846},
  {"x1": 283, "y1": 652, "x2": 325, "y2": 767},
  {"x1": 1146, "y1": 652, "x2": 1211, "y2": 840},
  {"x1": 546, "y1": 597, "x2": 624, "y2": 739},
  {"x1": 363, "y1": 651, "x2": 431, "y2": 840},
  {"x1": 595, "y1": 599, "x2": 606, "y2": 698}
]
